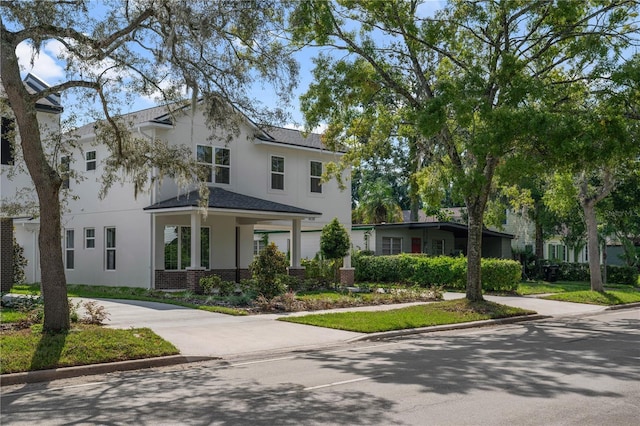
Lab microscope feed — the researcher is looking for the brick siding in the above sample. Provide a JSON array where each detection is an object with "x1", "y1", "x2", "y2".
[{"x1": 1, "y1": 218, "x2": 14, "y2": 292}]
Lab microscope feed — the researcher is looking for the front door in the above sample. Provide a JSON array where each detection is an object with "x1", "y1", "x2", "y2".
[{"x1": 411, "y1": 237, "x2": 422, "y2": 254}]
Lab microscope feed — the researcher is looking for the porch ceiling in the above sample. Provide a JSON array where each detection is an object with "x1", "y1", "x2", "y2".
[{"x1": 143, "y1": 187, "x2": 321, "y2": 219}]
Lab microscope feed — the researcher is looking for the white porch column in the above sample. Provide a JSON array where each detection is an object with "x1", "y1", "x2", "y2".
[
  {"x1": 291, "y1": 219, "x2": 302, "y2": 268},
  {"x1": 190, "y1": 211, "x2": 202, "y2": 269}
]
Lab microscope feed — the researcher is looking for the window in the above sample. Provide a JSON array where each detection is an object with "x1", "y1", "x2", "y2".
[
  {"x1": 547, "y1": 244, "x2": 566, "y2": 261},
  {"x1": 253, "y1": 239, "x2": 267, "y2": 256},
  {"x1": 1, "y1": 117, "x2": 15, "y2": 165},
  {"x1": 197, "y1": 145, "x2": 213, "y2": 183},
  {"x1": 86, "y1": 150, "x2": 96, "y2": 171},
  {"x1": 65, "y1": 229, "x2": 74, "y2": 270},
  {"x1": 271, "y1": 155, "x2": 285, "y2": 190},
  {"x1": 105, "y1": 227, "x2": 116, "y2": 270},
  {"x1": 382, "y1": 237, "x2": 402, "y2": 255},
  {"x1": 164, "y1": 226, "x2": 210, "y2": 270},
  {"x1": 197, "y1": 145, "x2": 230, "y2": 184},
  {"x1": 310, "y1": 161, "x2": 322, "y2": 193},
  {"x1": 432, "y1": 239, "x2": 445, "y2": 255},
  {"x1": 214, "y1": 147, "x2": 230, "y2": 184},
  {"x1": 61, "y1": 156, "x2": 70, "y2": 189},
  {"x1": 85, "y1": 228, "x2": 95, "y2": 249}
]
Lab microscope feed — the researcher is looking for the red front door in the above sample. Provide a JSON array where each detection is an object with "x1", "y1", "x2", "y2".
[{"x1": 411, "y1": 237, "x2": 421, "y2": 254}]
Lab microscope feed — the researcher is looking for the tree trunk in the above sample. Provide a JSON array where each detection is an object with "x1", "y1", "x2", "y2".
[
  {"x1": 466, "y1": 202, "x2": 485, "y2": 301},
  {"x1": 1, "y1": 38, "x2": 70, "y2": 332},
  {"x1": 583, "y1": 199, "x2": 604, "y2": 292},
  {"x1": 408, "y1": 138, "x2": 420, "y2": 222}
]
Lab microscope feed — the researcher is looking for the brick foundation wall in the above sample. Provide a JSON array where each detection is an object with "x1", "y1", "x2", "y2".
[
  {"x1": 154, "y1": 270, "x2": 188, "y2": 290},
  {"x1": 155, "y1": 268, "x2": 251, "y2": 291},
  {"x1": 287, "y1": 267, "x2": 306, "y2": 281},
  {"x1": 340, "y1": 267, "x2": 355, "y2": 287},
  {"x1": 1, "y1": 218, "x2": 14, "y2": 293}
]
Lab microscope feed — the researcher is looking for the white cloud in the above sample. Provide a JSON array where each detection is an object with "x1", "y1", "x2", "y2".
[{"x1": 15, "y1": 41, "x2": 66, "y2": 83}]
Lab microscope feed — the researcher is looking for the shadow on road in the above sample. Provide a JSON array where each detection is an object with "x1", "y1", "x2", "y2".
[{"x1": 305, "y1": 314, "x2": 640, "y2": 399}]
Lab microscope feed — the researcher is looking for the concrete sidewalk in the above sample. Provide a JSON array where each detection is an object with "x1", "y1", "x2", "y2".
[{"x1": 1, "y1": 292, "x2": 622, "y2": 386}]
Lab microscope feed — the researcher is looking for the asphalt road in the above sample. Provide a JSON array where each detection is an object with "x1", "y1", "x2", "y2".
[{"x1": 1, "y1": 308, "x2": 639, "y2": 425}]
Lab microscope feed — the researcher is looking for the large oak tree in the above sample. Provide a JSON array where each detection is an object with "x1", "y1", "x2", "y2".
[
  {"x1": 1, "y1": 0, "x2": 298, "y2": 332},
  {"x1": 291, "y1": 0, "x2": 639, "y2": 301}
]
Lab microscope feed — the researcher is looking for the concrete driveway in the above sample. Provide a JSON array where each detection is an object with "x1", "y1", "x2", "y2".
[
  {"x1": 78, "y1": 298, "x2": 361, "y2": 359},
  {"x1": 78, "y1": 293, "x2": 608, "y2": 359}
]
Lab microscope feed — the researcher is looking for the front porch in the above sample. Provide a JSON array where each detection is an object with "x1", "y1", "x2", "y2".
[{"x1": 144, "y1": 187, "x2": 321, "y2": 292}]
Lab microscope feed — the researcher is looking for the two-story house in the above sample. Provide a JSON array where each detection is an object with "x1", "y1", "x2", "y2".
[
  {"x1": 3, "y1": 77, "x2": 351, "y2": 290},
  {"x1": 1, "y1": 74, "x2": 64, "y2": 288}
]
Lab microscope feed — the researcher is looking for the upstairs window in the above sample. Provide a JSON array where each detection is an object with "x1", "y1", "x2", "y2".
[
  {"x1": 271, "y1": 155, "x2": 285, "y2": 190},
  {"x1": 310, "y1": 161, "x2": 322, "y2": 193},
  {"x1": 197, "y1": 145, "x2": 213, "y2": 183},
  {"x1": 197, "y1": 145, "x2": 230, "y2": 184},
  {"x1": 1, "y1": 117, "x2": 15, "y2": 166},
  {"x1": 214, "y1": 147, "x2": 230, "y2": 184},
  {"x1": 86, "y1": 150, "x2": 96, "y2": 171}
]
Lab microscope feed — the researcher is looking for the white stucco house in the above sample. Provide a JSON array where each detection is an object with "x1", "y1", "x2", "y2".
[{"x1": 1, "y1": 75, "x2": 351, "y2": 290}]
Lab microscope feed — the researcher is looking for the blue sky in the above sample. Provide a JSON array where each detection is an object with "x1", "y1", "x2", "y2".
[{"x1": 14, "y1": 1, "x2": 446, "y2": 131}]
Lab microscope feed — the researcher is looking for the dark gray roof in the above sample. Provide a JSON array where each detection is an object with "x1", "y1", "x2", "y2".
[
  {"x1": 372, "y1": 222, "x2": 514, "y2": 239},
  {"x1": 144, "y1": 187, "x2": 321, "y2": 216},
  {"x1": 22, "y1": 73, "x2": 64, "y2": 113}
]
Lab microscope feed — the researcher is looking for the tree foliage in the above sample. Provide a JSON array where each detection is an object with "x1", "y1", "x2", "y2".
[
  {"x1": 1, "y1": 0, "x2": 298, "y2": 331},
  {"x1": 291, "y1": 0, "x2": 640, "y2": 300},
  {"x1": 320, "y1": 217, "x2": 350, "y2": 261}
]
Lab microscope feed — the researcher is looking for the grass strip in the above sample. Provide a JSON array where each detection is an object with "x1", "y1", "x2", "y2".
[
  {"x1": 517, "y1": 281, "x2": 638, "y2": 296},
  {"x1": 0, "y1": 325, "x2": 179, "y2": 374},
  {"x1": 279, "y1": 299, "x2": 535, "y2": 333},
  {"x1": 543, "y1": 290, "x2": 640, "y2": 305}
]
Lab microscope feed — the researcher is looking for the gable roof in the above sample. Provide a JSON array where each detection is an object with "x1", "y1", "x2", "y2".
[
  {"x1": 70, "y1": 102, "x2": 331, "y2": 152},
  {"x1": 21, "y1": 73, "x2": 64, "y2": 114},
  {"x1": 144, "y1": 187, "x2": 321, "y2": 216}
]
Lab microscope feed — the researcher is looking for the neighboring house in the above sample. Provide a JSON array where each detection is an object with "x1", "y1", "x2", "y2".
[
  {"x1": 1, "y1": 74, "x2": 64, "y2": 286},
  {"x1": 351, "y1": 222, "x2": 514, "y2": 259},
  {"x1": 2, "y1": 77, "x2": 351, "y2": 289}
]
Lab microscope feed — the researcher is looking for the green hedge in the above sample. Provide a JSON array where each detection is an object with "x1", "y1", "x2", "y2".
[
  {"x1": 353, "y1": 253, "x2": 521, "y2": 292},
  {"x1": 554, "y1": 262, "x2": 638, "y2": 285}
]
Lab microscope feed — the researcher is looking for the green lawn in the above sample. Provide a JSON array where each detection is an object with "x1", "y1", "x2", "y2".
[
  {"x1": 0, "y1": 325, "x2": 179, "y2": 374},
  {"x1": 517, "y1": 281, "x2": 638, "y2": 296},
  {"x1": 8, "y1": 283, "x2": 247, "y2": 316},
  {"x1": 543, "y1": 290, "x2": 640, "y2": 305},
  {"x1": 279, "y1": 299, "x2": 535, "y2": 333}
]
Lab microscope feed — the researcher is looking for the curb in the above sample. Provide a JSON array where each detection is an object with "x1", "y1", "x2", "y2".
[
  {"x1": 0, "y1": 355, "x2": 215, "y2": 387},
  {"x1": 606, "y1": 301, "x2": 640, "y2": 311},
  {"x1": 348, "y1": 314, "x2": 551, "y2": 342}
]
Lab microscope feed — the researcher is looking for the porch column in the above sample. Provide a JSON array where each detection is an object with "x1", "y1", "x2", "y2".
[
  {"x1": 291, "y1": 219, "x2": 301, "y2": 268},
  {"x1": 190, "y1": 210, "x2": 202, "y2": 269},
  {"x1": 340, "y1": 251, "x2": 355, "y2": 287},
  {"x1": 287, "y1": 218, "x2": 305, "y2": 281}
]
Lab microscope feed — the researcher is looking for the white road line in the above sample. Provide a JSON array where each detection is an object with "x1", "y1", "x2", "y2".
[
  {"x1": 303, "y1": 374, "x2": 388, "y2": 391},
  {"x1": 230, "y1": 355, "x2": 297, "y2": 367}
]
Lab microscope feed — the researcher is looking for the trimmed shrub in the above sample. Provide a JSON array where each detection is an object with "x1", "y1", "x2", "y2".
[
  {"x1": 606, "y1": 265, "x2": 638, "y2": 285},
  {"x1": 481, "y1": 259, "x2": 521, "y2": 292},
  {"x1": 250, "y1": 243, "x2": 288, "y2": 283},
  {"x1": 557, "y1": 263, "x2": 590, "y2": 282},
  {"x1": 353, "y1": 253, "x2": 520, "y2": 292},
  {"x1": 200, "y1": 275, "x2": 236, "y2": 297}
]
